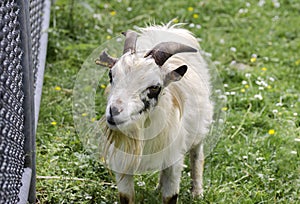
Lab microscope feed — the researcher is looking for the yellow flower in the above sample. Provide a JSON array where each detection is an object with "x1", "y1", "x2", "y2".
[
  {"x1": 261, "y1": 67, "x2": 267, "y2": 71},
  {"x1": 172, "y1": 18, "x2": 179, "y2": 23},
  {"x1": 295, "y1": 59, "x2": 300, "y2": 66},
  {"x1": 82, "y1": 113, "x2": 88, "y2": 117},
  {"x1": 245, "y1": 84, "x2": 250, "y2": 89},
  {"x1": 91, "y1": 118, "x2": 96, "y2": 122},
  {"x1": 106, "y1": 35, "x2": 112, "y2": 40},
  {"x1": 193, "y1": 14, "x2": 199, "y2": 19},
  {"x1": 100, "y1": 84, "x2": 106, "y2": 89},
  {"x1": 268, "y1": 129, "x2": 275, "y2": 135},
  {"x1": 110, "y1": 11, "x2": 116, "y2": 16},
  {"x1": 241, "y1": 88, "x2": 246, "y2": 93},
  {"x1": 51, "y1": 121, "x2": 57, "y2": 126},
  {"x1": 250, "y1": 57, "x2": 256, "y2": 63},
  {"x1": 267, "y1": 85, "x2": 272, "y2": 89},
  {"x1": 221, "y1": 107, "x2": 228, "y2": 111},
  {"x1": 188, "y1": 7, "x2": 194, "y2": 12},
  {"x1": 54, "y1": 86, "x2": 61, "y2": 91}
]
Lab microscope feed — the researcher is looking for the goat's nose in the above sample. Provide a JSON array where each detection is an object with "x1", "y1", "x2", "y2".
[{"x1": 109, "y1": 106, "x2": 122, "y2": 117}]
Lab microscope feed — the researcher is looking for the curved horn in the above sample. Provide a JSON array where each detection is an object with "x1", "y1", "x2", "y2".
[
  {"x1": 95, "y1": 50, "x2": 118, "y2": 68},
  {"x1": 122, "y1": 30, "x2": 138, "y2": 54},
  {"x1": 144, "y1": 42, "x2": 197, "y2": 66}
]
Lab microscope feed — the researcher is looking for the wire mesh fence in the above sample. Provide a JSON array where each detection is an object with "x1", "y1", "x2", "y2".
[{"x1": 0, "y1": 0, "x2": 50, "y2": 203}]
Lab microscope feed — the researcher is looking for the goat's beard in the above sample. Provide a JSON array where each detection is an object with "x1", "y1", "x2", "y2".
[{"x1": 101, "y1": 115, "x2": 145, "y2": 174}]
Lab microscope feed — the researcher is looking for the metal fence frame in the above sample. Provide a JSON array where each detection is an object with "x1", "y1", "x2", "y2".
[{"x1": 0, "y1": 0, "x2": 50, "y2": 203}]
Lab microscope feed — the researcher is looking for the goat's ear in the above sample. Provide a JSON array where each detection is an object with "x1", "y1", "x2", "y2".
[
  {"x1": 164, "y1": 65, "x2": 188, "y2": 86},
  {"x1": 95, "y1": 50, "x2": 118, "y2": 68}
]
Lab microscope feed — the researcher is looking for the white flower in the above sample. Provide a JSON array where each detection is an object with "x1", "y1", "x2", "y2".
[
  {"x1": 242, "y1": 80, "x2": 248, "y2": 85},
  {"x1": 245, "y1": 73, "x2": 251, "y2": 78},
  {"x1": 294, "y1": 138, "x2": 300, "y2": 142},
  {"x1": 258, "y1": 0, "x2": 265, "y2": 7},
  {"x1": 219, "y1": 39, "x2": 225, "y2": 44},
  {"x1": 269, "y1": 77, "x2": 275, "y2": 82},
  {"x1": 272, "y1": 109, "x2": 278, "y2": 114},
  {"x1": 224, "y1": 84, "x2": 229, "y2": 88},
  {"x1": 189, "y1": 23, "x2": 195, "y2": 28},
  {"x1": 230, "y1": 47, "x2": 237, "y2": 52},
  {"x1": 127, "y1": 7, "x2": 132, "y2": 11},
  {"x1": 293, "y1": 112, "x2": 298, "y2": 116},
  {"x1": 290, "y1": 151, "x2": 297, "y2": 155},
  {"x1": 259, "y1": 86, "x2": 264, "y2": 90},
  {"x1": 196, "y1": 24, "x2": 202, "y2": 29},
  {"x1": 254, "y1": 94, "x2": 263, "y2": 100},
  {"x1": 137, "y1": 181, "x2": 145, "y2": 187},
  {"x1": 276, "y1": 102, "x2": 283, "y2": 106}
]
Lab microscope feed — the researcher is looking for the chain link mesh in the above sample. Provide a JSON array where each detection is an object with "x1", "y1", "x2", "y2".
[{"x1": 0, "y1": 0, "x2": 47, "y2": 203}]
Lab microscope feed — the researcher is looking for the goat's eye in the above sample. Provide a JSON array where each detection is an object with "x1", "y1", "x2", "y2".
[
  {"x1": 108, "y1": 70, "x2": 113, "y2": 83},
  {"x1": 147, "y1": 85, "x2": 161, "y2": 99}
]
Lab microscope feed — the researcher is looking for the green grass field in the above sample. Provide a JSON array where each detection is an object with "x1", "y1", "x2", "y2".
[{"x1": 36, "y1": 0, "x2": 300, "y2": 203}]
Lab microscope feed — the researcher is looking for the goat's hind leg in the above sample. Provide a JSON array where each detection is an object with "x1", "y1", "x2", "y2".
[{"x1": 189, "y1": 143, "x2": 204, "y2": 197}]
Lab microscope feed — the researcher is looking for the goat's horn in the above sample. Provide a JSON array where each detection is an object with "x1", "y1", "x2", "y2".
[
  {"x1": 144, "y1": 42, "x2": 197, "y2": 66},
  {"x1": 95, "y1": 50, "x2": 118, "y2": 68},
  {"x1": 122, "y1": 30, "x2": 138, "y2": 54}
]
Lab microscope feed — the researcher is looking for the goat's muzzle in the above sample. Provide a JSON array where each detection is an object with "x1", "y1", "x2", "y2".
[{"x1": 106, "y1": 105, "x2": 124, "y2": 127}]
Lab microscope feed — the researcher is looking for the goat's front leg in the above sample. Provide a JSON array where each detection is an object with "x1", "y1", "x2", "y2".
[
  {"x1": 115, "y1": 173, "x2": 134, "y2": 204},
  {"x1": 159, "y1": 158, "x2": 184, "y2": 204},
  {"x1": 190, "y1": 143, "x2": 204, "y2": 197}
]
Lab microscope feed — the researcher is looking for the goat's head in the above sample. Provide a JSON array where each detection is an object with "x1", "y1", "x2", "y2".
[{"x1": 96, "y1": 31, "x2": 197, "y2": 131}]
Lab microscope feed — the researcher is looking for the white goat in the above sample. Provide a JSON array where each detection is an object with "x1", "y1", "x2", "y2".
[{"x1": 96, "y1": 23, "x2": 213, "y2": 204}]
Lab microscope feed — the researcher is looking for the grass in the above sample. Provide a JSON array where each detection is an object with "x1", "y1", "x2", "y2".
[{"x1": 37, "y1": 0, "x2": 300, "y2": 203}]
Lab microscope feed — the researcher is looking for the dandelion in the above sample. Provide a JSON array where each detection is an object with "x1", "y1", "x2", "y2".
[
  {"x1": 91, "y1": 118, "x2": 96, "y2": 122},
  {"x1": 250, "y1": 57, "x2": 257, "y2": 63},
  {"x1": 267, "y1": 85, "x2": 272, "y2": 89},
  {"x1": 51, "y1": 121, "x2": 57, "y2": 126},
  {"x1": 106, "y1": 35, "x2": 112, "y2": 40},
  {"x1": 172, "y1": 18, "x2": 179, "y2": 23},
  {"x1": 222, "y1": 107, "x2": 228, "y2": 111},
  {"x1": 295, "y1": 59, "x2": 300, "y2": 66},
  {"x1": 82, "y1": 113, "x2": 88, "y2": 117},
  {"x1": 241, "y1": 88, "x2": 246, "y2": 93},
  {"x1": 193, "y1": 14, "x2": 199, "y2": 19},
  {"x1": 268, "y1": 129, "x2": 275, "y2": 135},
  {"x1": 188, "y1": 7, "x2": 194, "y2": 12},
  {"x1": 245, "y1": 84, "x2": 250, "y2": 89},
  {"x1": 261, "y1": 67, "x2": 267, "y2": 71},
  {"x1": 54, "y1": 86, "x2": 61, "y2": 91},
  {"x1": 100, "y1": 84, "x2": 106, "y2": 89},
  {"x1": 109, "y1": 11, "x2": 116, "y2": 16}
]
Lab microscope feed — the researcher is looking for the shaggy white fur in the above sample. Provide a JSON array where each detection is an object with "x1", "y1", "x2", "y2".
[{"x1": 101, "y1": 23, "x2": 213, "y2": 204}]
